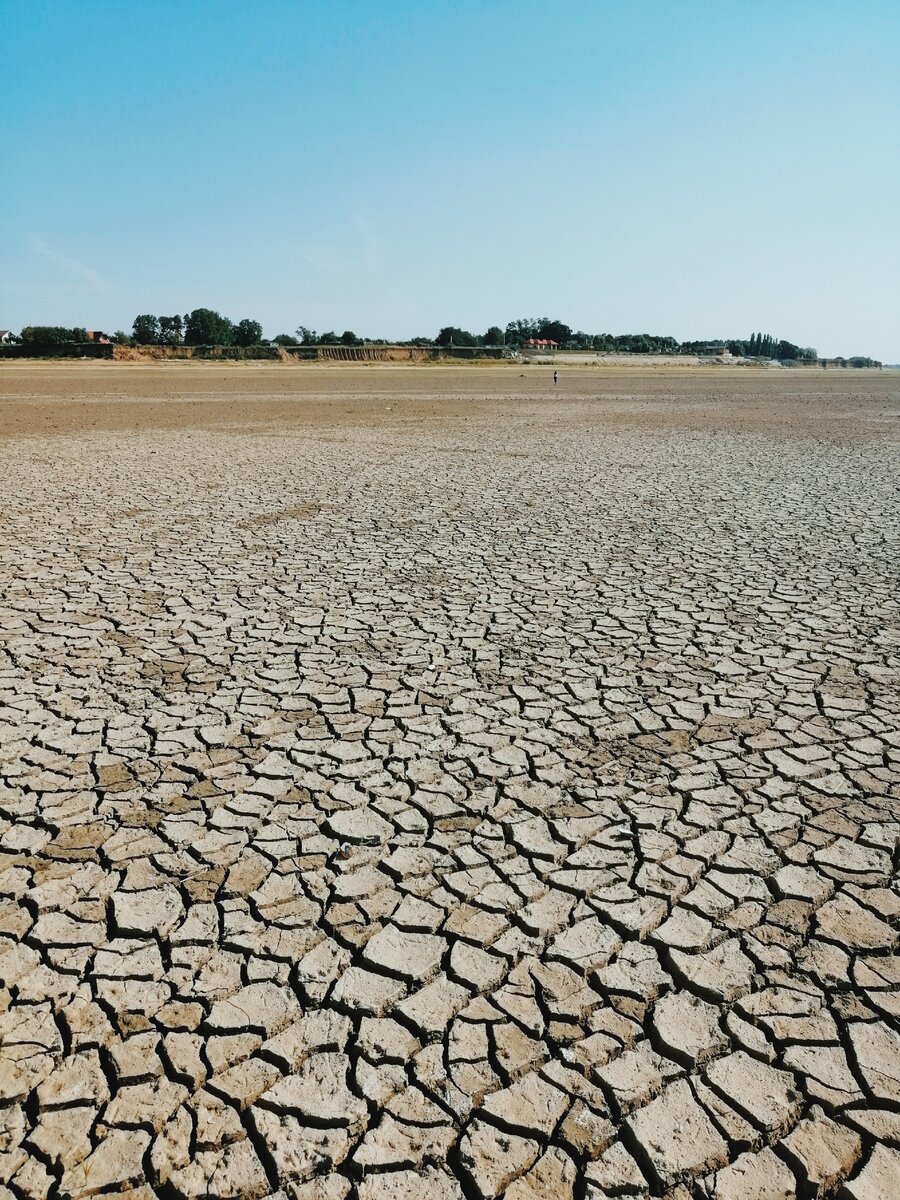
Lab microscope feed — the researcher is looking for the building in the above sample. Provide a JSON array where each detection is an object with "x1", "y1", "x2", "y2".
[
  {"x1": 85, "y1": 330, "x2": 112, "y2": 344},
  {"x1": 524, "y1": 338, "x2": 559, "y2": 350},
  {"x1": 0, "y1": 330, "x2": 15, "y2": 344}
]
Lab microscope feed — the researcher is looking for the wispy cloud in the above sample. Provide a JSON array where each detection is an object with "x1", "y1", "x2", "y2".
[{"x1": 30, "y1": 235, "x2": 115, "y2": 294}]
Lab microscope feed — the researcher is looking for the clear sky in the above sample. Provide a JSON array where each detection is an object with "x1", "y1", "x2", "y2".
[{"x1": 3, "y1": 0, "x2": 898, "y2": 359}]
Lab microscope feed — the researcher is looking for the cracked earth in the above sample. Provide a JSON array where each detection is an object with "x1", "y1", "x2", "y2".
[{"x1": 0, "y1": 365, "x2": 898, "y2": 1200}]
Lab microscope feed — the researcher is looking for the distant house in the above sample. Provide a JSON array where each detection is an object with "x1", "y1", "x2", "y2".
[
  {"x1": 524, "y1": 338, "x2": 559, "y2": 350},
  {"x1": 85, "y1": 330, "x2": 112, "y2": 344},
  {"x1": 699, "y1": 344, "x2": 728, "y2": 356},
  {"x1": 0, "y1": 330, "x2": 15, "y2": 344}
]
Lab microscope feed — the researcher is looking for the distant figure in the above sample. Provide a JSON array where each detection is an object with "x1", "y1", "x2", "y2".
[{"x1": 553, "y1": 370, "x2": 558, "y2": 385}]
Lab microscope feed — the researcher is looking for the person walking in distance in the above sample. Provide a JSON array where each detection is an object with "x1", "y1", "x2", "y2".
[{"x1": 553, "y1": 370, "x2": 558, "y2": 386}]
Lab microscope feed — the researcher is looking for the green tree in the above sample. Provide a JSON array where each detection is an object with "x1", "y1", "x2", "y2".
[
  {"x1": 272, "y1": 333, "x2": 298, "y2": 346},
  {"x1": 536, "y1": 318, "x2": 572, "y2": 346},
  {"x1": 295, "y1": 326, "x2": 318, "y2": 346},
  {"x1": 112, "y1": 330, "x2": 132, "y2": 346},
  {"x1": 233, "y1": 318, "x2": 263, "y2": 347},
  {"x1": 20, "y1": 326, "x2": 82, "y2": 345},
  {"x1": 435, "y1": 326, "x2": 476, "y2": 347},
  {"x1": 483, "y1": 326, "x2": 504, "y2": 345},
  {"x1": 504, "y1": 318, "x2": 539, "y2": 347},
  {"x1": 185, "y1": 308, "x2": 234, "y2": 346},
  {"x1": 132, "y1": 314, "x2": 160, "y2": 344},
  {"x1": 158, "y1": 315, "x2": 183, "y2": 346},
  {"x1": 340, "y1": 330, "x2": 362, "y2": 345}
]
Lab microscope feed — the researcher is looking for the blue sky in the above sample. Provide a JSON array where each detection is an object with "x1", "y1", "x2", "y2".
[{"x1": 3, "y1": 0, "x2": 898, "y2": 358}]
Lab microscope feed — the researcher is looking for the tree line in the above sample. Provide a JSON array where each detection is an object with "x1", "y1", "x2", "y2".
[
  {"x1": 733, "y1": 333, "x2": 817, "y2": 362},
  {"x1": 19, "y1": 326, "x2": 89, "y2": 345},
  {"x1": 8, "y1": 313, "x2": 881, "y2": 365},
  {"x1": 128, "y1": 310, "x2": 263, "y2": 347},
  {"x1": 435, "y1": 321, "x2": 818, "y2": 361},
  {"x1": 116, "y1": 310, "x2": 824, "y2": 360}
]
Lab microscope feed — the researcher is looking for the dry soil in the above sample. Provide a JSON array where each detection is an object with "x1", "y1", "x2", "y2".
[{"x1": 0, "y1": 365, "x2": 898, "y2": 1199}]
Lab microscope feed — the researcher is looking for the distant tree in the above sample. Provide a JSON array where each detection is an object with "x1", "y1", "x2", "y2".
[
  {"x1": 483, "y1": 326, "x2": 504, "y2": 346},
  {"x1": 319, "y1": 331, "x2": 338, "y2": 344},
  {"x1": 272, "y1": 333, "x2": 298, "y2": 346},
  {"x1": 20, "y1": 326, "x2": 84, "y2": 345},
  {"x1": 112, "y1": 330, "x2": 132, "y2": 346},
  {"x1": 435, "y1": 326, "x2": 477, "y2": 347},
  {"x1": 132, "y1": 314, "x2": 160, "y2": 344},
  {"x1": 158, "y1": 315, "x2": 184, "y2": 346},
  {"x1": 504, "y1": 318, "x2": 539, "y2": 347},
  {"x1": 340, "y1": 330, "x2": 361, "y2": 346},
  {"x1": 233, "y1": 318, "x2": 263, "y2": 347},
  {"x1": 536, "y1": 318, "x2": 572, "y2": 346},
  {"x1": 295, "y1": 326, "x2": 318, "y2": 346},
  {"x1": 501, "y1": 317, "x2": 573, "y2": 347},
  {"x1": 185, "y1": 308, "x2": 234, "y2": 346}
]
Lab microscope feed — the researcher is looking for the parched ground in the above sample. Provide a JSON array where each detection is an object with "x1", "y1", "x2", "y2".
[{"x1": 0, "y1": 365, "x2": 898, "y2": 1200}]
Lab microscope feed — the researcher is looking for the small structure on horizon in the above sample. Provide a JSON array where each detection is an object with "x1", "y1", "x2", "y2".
[
  {"x1": 525, "y1": 338, "x2": 559, "y2": 350},
  {"x1": 85, "y1": 330, "x2": 112, "y2": 344}
]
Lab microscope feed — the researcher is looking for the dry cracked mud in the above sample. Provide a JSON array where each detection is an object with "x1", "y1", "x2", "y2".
[{"x1": 0, "y1": 364, "x2": 898, "y2": 1199}]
